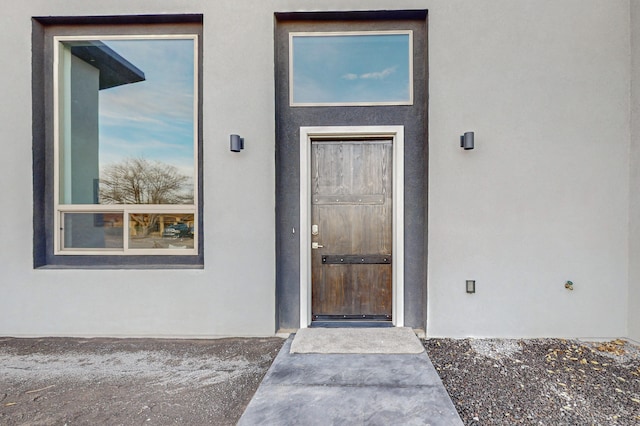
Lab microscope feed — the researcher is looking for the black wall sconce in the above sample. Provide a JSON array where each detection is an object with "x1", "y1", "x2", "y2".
[
  {"x1": 466, "y1": 280, "x2": 476, "y2": 294},
  {"x1": 460, "y1": 131, "x2": 474, "y2": 150},
  {"x1": 230, "y1": 134, "x2": 244, "y2": 152}
]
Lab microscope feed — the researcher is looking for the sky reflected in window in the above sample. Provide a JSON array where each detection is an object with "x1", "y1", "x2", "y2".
[
  {"x1": 291, "y1": 32, "x2": 412, "y2": 105},
  {"x1": 99, "y1": 39, "x2": 195, "y2": 179}
]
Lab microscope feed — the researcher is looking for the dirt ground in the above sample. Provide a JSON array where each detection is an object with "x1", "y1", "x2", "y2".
[
  {"x1": 3, "y1": 335, "x2": 639, "y2": 425},
  {"x1": 0, "y1": 337, "x2": 284, "y2": 425}
]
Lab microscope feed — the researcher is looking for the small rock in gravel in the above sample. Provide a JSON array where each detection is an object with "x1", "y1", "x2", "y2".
[{"x1": 469, "y1": 338, "x2": 522, "y2": 360}]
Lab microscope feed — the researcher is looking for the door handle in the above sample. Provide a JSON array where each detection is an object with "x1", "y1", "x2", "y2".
[{"x1": 311, "y1": 242, "x2": 324, "y2": 249}]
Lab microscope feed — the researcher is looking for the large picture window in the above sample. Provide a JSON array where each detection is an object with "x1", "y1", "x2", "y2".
[
  {"x1": 54, "y1": 36, "x2": 198, "y2": 255},
  {"x1": 33, "y1": 16, "x2": 203, "y2": 267}
]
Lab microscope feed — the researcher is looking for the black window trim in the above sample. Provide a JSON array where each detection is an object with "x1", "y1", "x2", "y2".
[{"x1": 32, "y1": 14, "x2": 204, "y2": 269}]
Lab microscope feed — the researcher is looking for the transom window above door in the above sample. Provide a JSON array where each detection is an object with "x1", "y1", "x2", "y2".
[{"x1": 289, "y1": 31, "x2": 413, "y2": 106}]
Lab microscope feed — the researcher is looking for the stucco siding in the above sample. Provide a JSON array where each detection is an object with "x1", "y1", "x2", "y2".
[
  {"x1": 2, "y1": 0, "x2": 281, "y2": 337},
  {"x1": 0, "y1": 0, "x2": 634, "y2": 338},
  {"x1": 630, "y1": 0, "x2": 640, "y2": 343},
  {"x1": 426, "y1": 0, "x2": 631, "y2": 337}
]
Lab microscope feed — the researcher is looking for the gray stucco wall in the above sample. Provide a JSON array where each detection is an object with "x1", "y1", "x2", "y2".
[
  {"x1": 3, "y1": 1, "x2": 280, "y2": 337},
  {"x1": 426, "y1": 0, "x2": 630, "y2": 338},
  {"x1": 630, "y1": 0, "x2": 640, "y2": 343},
  {"x1": 0, "y1": 0, "x2": 634, "y2": 338}
]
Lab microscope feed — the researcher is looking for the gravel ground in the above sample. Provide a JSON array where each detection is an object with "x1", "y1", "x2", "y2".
[
  {"x1": 424, "y1": 338, "x2": 640, "y2": 425},
  {"x1": 0, "y1": 337, "x2": 284, "y2": 425}
]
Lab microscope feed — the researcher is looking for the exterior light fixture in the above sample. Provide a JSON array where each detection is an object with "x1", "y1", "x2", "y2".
[
  {"x1": 230, "y1": 134, "x2": 244, "y2": 152},
  {"x1": 460, "y1": 131, "x2": 474, "y2": 150},
  {"x1": 466, "y1": 280, "x2": 476, "y2": 294}
]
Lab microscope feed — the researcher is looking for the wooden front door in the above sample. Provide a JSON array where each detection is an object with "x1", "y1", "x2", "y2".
[{"x1": 310, "y1": 139, "x2": 393, "y2": 321}]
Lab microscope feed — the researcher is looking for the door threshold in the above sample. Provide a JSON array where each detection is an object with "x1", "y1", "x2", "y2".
[{"x1": 310, "y1": 321, "x2": 394, "y2": 328}]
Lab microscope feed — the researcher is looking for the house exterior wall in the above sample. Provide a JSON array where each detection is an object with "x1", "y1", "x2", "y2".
[
  {"x1": 427, "y1": 0, "x2": 631, "y2": 338},
  {"x1": 0, "y1": 0, "x2": 634, "y2": 338},
  {"x1": 630, "y1": 0, "x2": 640, "y2": 343}
]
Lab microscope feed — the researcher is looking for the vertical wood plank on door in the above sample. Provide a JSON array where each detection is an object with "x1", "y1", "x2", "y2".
[{"x1": 311, "y1": 140, "x2": 392, "y2": 318}]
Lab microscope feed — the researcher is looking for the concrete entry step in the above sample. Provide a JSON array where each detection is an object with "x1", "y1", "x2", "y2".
[
  {"x1": 238, "y1": 333, "x2": 463, "y2": 425},
  {"x1": 290, "y1": 327, "x2": 425, "y2": 354}
]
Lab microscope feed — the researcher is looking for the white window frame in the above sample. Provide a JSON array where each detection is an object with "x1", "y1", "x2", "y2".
[
  {"x1": 52, "y1": 34, "x2": 200, "y2": 256},
  {"x1": 289, "y1": 30, "x2": 414, "y2": 107}
]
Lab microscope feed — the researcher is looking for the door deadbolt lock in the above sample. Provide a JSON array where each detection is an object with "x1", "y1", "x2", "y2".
[
  {"x1": 311, "y1": 242, "x2": 324, "y2": 249},
  {"x1": 312, "y1": 224, "x2": 319, "y2": 236}
]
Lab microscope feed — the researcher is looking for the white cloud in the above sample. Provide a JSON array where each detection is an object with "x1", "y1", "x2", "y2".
[
  {"x1": 360, "y1": 66, "x2": 397, "y2": 80},
  {"x1": 341, "y1": 66, "x2": 397, "y2": 81},
  {"x1": 341, "y1": 73, "x2": 358, "y2": 80}
]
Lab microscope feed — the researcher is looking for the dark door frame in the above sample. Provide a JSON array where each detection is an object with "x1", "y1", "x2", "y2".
[{"x1": 275, "y1": 10, "x2": 428, "y2": 332}]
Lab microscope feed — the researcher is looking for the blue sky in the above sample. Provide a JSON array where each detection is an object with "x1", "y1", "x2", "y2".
[
  {"x1": 98, "y1": 38, "x2": 195, "y2": 179},
  {"x1": 292, "y1": 33, "x2": 411, "y2": 104}
]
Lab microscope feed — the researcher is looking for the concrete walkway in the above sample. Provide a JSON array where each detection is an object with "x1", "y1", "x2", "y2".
[{"x1": 238, "y1": 330, "x2": 463, "y2": 425}]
